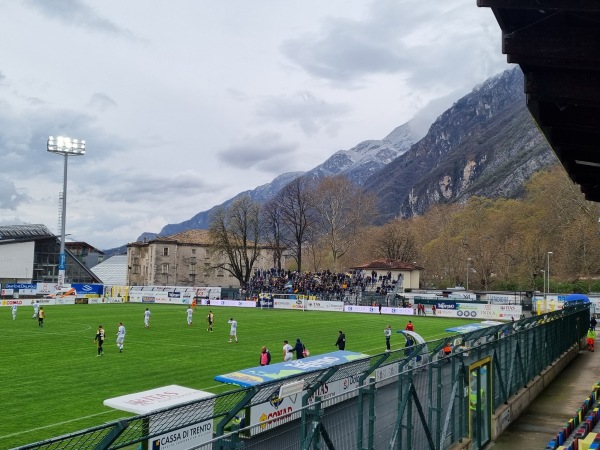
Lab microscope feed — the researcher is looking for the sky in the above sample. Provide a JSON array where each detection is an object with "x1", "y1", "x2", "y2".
[{"x1": 0, "y1": 0, "x2": 510, "y2": 250}]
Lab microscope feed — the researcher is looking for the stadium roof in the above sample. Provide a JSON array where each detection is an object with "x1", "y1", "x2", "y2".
[
  {"x1": 91, "y1": 255, "x2": 128, "y2": 285},
  {"x1": 0, "y1": 224, "x2": 55, "y2": 241}
]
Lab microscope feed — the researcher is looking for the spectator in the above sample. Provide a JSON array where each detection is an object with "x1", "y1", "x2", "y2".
[
  {"x1": 587, "y1": 327, "x2": 596, "y2": 352},
  {"x1": 405, "y1": 321, "x2": 414, "y2": 332},
  {"x1": 385, "y1": 325, "x2": 392, "y2": 352},
  {"x1": 335, "y1": 330, "x2": 346, "y2": 350},
  {"x1": 259, "y1": 346, "x2": 271, "y2": 365},
  {"x1": 294, "y1": 338, "x2": 306, "y2": 359}
]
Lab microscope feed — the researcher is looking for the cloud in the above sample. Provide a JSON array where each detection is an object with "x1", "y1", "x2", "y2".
[
  {"x1": 256, "y1": 91, "x2": 349, "y2": 136},
  {"x1": 88, "y1": 93, "x2": 117, "y2": 112},
  {"x1": 281, "y1": 0, "x2": 501, "y2": 92},
  {"x1": 24, "y1": 0, "x2": 132, "y2": 37},
  {"x1": 217, "y1": 132, "x2": 299, "y2": 173},
  {"x1": 0, "y1": 180, "x2": 30, "y2": 210}
]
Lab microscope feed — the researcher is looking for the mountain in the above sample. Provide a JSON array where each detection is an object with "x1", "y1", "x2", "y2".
[
  {"x1": 152, "y1": 121, "x2": 421, "y2": 239},
  {"x1": 364, "y1": 67, "x2": 557, "y2": 221},
  {"x1": 104, "y1": 66, "x2": 556, "y2": 256}
]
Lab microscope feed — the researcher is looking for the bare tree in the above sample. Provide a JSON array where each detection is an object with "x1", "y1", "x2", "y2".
[
  {"x1": 261, "y1": 199, "x2": 285, "y2": 271},
  {"x1": 208, "y1": 195, "x2": 262, "y2": 288},
  {"x1": 313, "y1": 176, "x2": 377, "y2": 271},
  {"x1": 373, "y1": 219, "x2": 418, "y2": 261},
  {"x1": 274, "y1": 177, "x2": 316, "y2": 272}
]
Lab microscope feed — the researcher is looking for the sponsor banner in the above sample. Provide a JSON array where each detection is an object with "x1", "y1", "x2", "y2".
[
  {"x1": 105, "y1": 297, "x2": 124, "y2": 303},
  {"x1": 436, "y1": 304, "x2": 522, "y2": 320},
  {"x1": 273, "y1": 298, "x2": 306, "y2": 310},
  {"x1": 36, "y1": 283, "x2": 71, "y2": 295},
  {"x1": 344, "y1": 305, "x2": 414, "y2": 315},
  {"x1": 250, "y1": 390, "x2": 301, "y2": 435},
  {"x1": 5, "y1": 283, "x2": 37, "y2": 290},
  {"x1": 375, "y1": 363, "x2": 400, "y2": 386},
  {"x1": 130, "y1": 292, "x2": 184, "y2": 304},
  {"x1": 204, "y1": 299, "x2": 256, "y2": 308},
  {"x1": 434, "y1": 301, "x2": 457, "y2": 310},
  {"x1": 168, "y1": 292, "x2": 181, "y2": 298},
  {"x1": 250, "y1": 374, "x2": 361, "y2": 435},
  {"x1": 1, "y1": 299, "x2": 25, "y2": 306},
  {"x1": 20, "y1": 289, "x2": 38, "y2": 295},
  {"x1": 306, "y1": 300, "x2": 344, "y2": 312},
  {"x1": 256, "y1": 298, "x2": 274, "y2": 308},
  {"x1": 149, "y1": 420, "x2": 213, "y2": 450},
  {"x1": 55, "y1": 297, "x2": 76, "y2": 305},
  {"x1": 103, "y1": 385, "x2": 214, "y2": 450},
  {"x1": 72, "y1": 283, "x2": 104, "y2": 295},
  {"x1": 2, "y1": 289, "x2": 14, "y2": 296},
  {"x1": 8, "y1": 298, "x2": 57, "y2": 306},
  {"x1": 446, "y1": 321, "x2": 504, "y2": 333},
  {"x1": 195, "y1": 287, "x2": 221, "y2": 299}
]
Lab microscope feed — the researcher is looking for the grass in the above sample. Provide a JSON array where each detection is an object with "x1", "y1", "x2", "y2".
[{"x1": 0, "y1": 302, "x2": 476, "y2": 448}]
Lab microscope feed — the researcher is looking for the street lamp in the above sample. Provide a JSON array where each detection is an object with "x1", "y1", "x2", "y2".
[
  {"x1": 466, "y1": 258, "x2": 472, "y2": 290},
  {"x1": 47, "y1": 136, "x2": 86, "y2": 287},
  {"x1": 547, "y1": 251, "x2": 553, "y2": 294},
  {"x1": 541, "y1": 269, "x2": 545, "y2": 295}
]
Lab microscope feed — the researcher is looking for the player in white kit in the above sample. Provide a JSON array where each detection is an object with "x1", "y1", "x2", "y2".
[
  {"x1": 228, "y1": 318, "x2": 238, "y2": 343},
  {"x1": 116, "y1": 322, "x2": 126, "y2": 352},
  {"x1": 144, "y1": 308, "x2": 151, "y2": 328}
]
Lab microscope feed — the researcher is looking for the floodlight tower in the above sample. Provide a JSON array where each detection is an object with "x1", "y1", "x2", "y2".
[{"x1": 47, "y1": 136, "x2": 86, "y2": 287}]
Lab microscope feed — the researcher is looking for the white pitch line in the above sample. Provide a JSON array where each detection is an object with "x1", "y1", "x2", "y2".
[{"x1": 0, "y1": 410, "x2": 115, "y2": 440}]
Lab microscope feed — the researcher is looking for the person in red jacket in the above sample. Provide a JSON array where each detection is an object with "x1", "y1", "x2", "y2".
[{"x1": 405, "y1": 320, "x2": 414, "y2": 332}]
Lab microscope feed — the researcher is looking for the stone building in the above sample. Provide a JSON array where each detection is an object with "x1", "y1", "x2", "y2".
[
  {"x1": 351, "y1": 259, "x2": 423, "y2": 290},
  {"x1": 126, "y1": 229, "x2": 277, "y2": 288}
]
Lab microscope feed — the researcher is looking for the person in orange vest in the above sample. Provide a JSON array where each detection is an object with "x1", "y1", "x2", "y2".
[
  {"x1": 587, "y1": 328, "x2": 596, "y2": 352},
  {"x1": 443, "y1": 342, "x2": 452, "y2": 358}
]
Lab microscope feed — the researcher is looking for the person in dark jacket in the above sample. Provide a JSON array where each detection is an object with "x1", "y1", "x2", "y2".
[
  {"x1": 259, "y1": 346, "x2": 271, "y2": 366},
  {"x1": 335, "y1": 330, "x2": 346, "y2": 350},
  {"x1": 294, "y1": 338, "x2": 306, "y2": 359}
]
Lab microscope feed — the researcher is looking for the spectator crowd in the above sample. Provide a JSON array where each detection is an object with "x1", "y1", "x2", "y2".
[{"x1": 243, "y1": 268, "x2": 403, "y2": 301}]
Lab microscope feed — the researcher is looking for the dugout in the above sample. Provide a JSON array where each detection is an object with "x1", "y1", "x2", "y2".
[{"x1": 214, "y1": 350, "x2": 370, "y2": 438}]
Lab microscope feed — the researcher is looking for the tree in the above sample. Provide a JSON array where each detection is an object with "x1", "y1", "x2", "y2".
[
  {"x1": 208, "y1": 195, "x2": 262, "y2": 288},
  {"x1": 274, "y1": 177, "x2": 316, "y2": 272},
  {"x1": 373, "y1": 219, "x2": 418, "y2": 261},
  {"x1": 261, "y1": 199, "x2": 285, "y2": 271},
  {"x1": 313, "y1": 176, "x2": 377, "y2": 271}
]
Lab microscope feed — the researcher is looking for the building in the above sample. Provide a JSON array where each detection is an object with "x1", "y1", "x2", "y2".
[
  {"x1": 0, "y1": 224, "x2": 102, "y2": 285},
  {"x1": 351, "y1": 259, "x2": 422, "y2": 290},
  {"x1": 127, "y1": 229, "x2": 277, "y2": 288},
  {"x1": 65, "y1": 241, "x2": 105, "y2": 269}
]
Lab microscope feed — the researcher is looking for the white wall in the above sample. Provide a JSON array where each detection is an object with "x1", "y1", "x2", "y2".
[{"x1": 0, "y1": 241, "x2": 34, "y2": 278}]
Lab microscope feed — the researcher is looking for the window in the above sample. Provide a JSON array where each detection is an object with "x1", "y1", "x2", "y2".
[
  {"x1": 191, "y1": 249, "x2": 196, "y2": 255},
  {"x1": 189, "y1": 264, "x2": 196, "y2": 275},
  {"x1": 162, "y1": 263, "x2": 169, "y2": 274},
  {"x1": 132, "y1": 265, "x2": 140, "y2": 274},
  {"x1": 163, "y1": 247, "x2": 169, "y2": 257}
]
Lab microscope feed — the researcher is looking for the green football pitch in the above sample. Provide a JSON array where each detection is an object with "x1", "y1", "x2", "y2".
[{"x1": 0, "y1": 302, "x2": 476, "y2": 448}]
